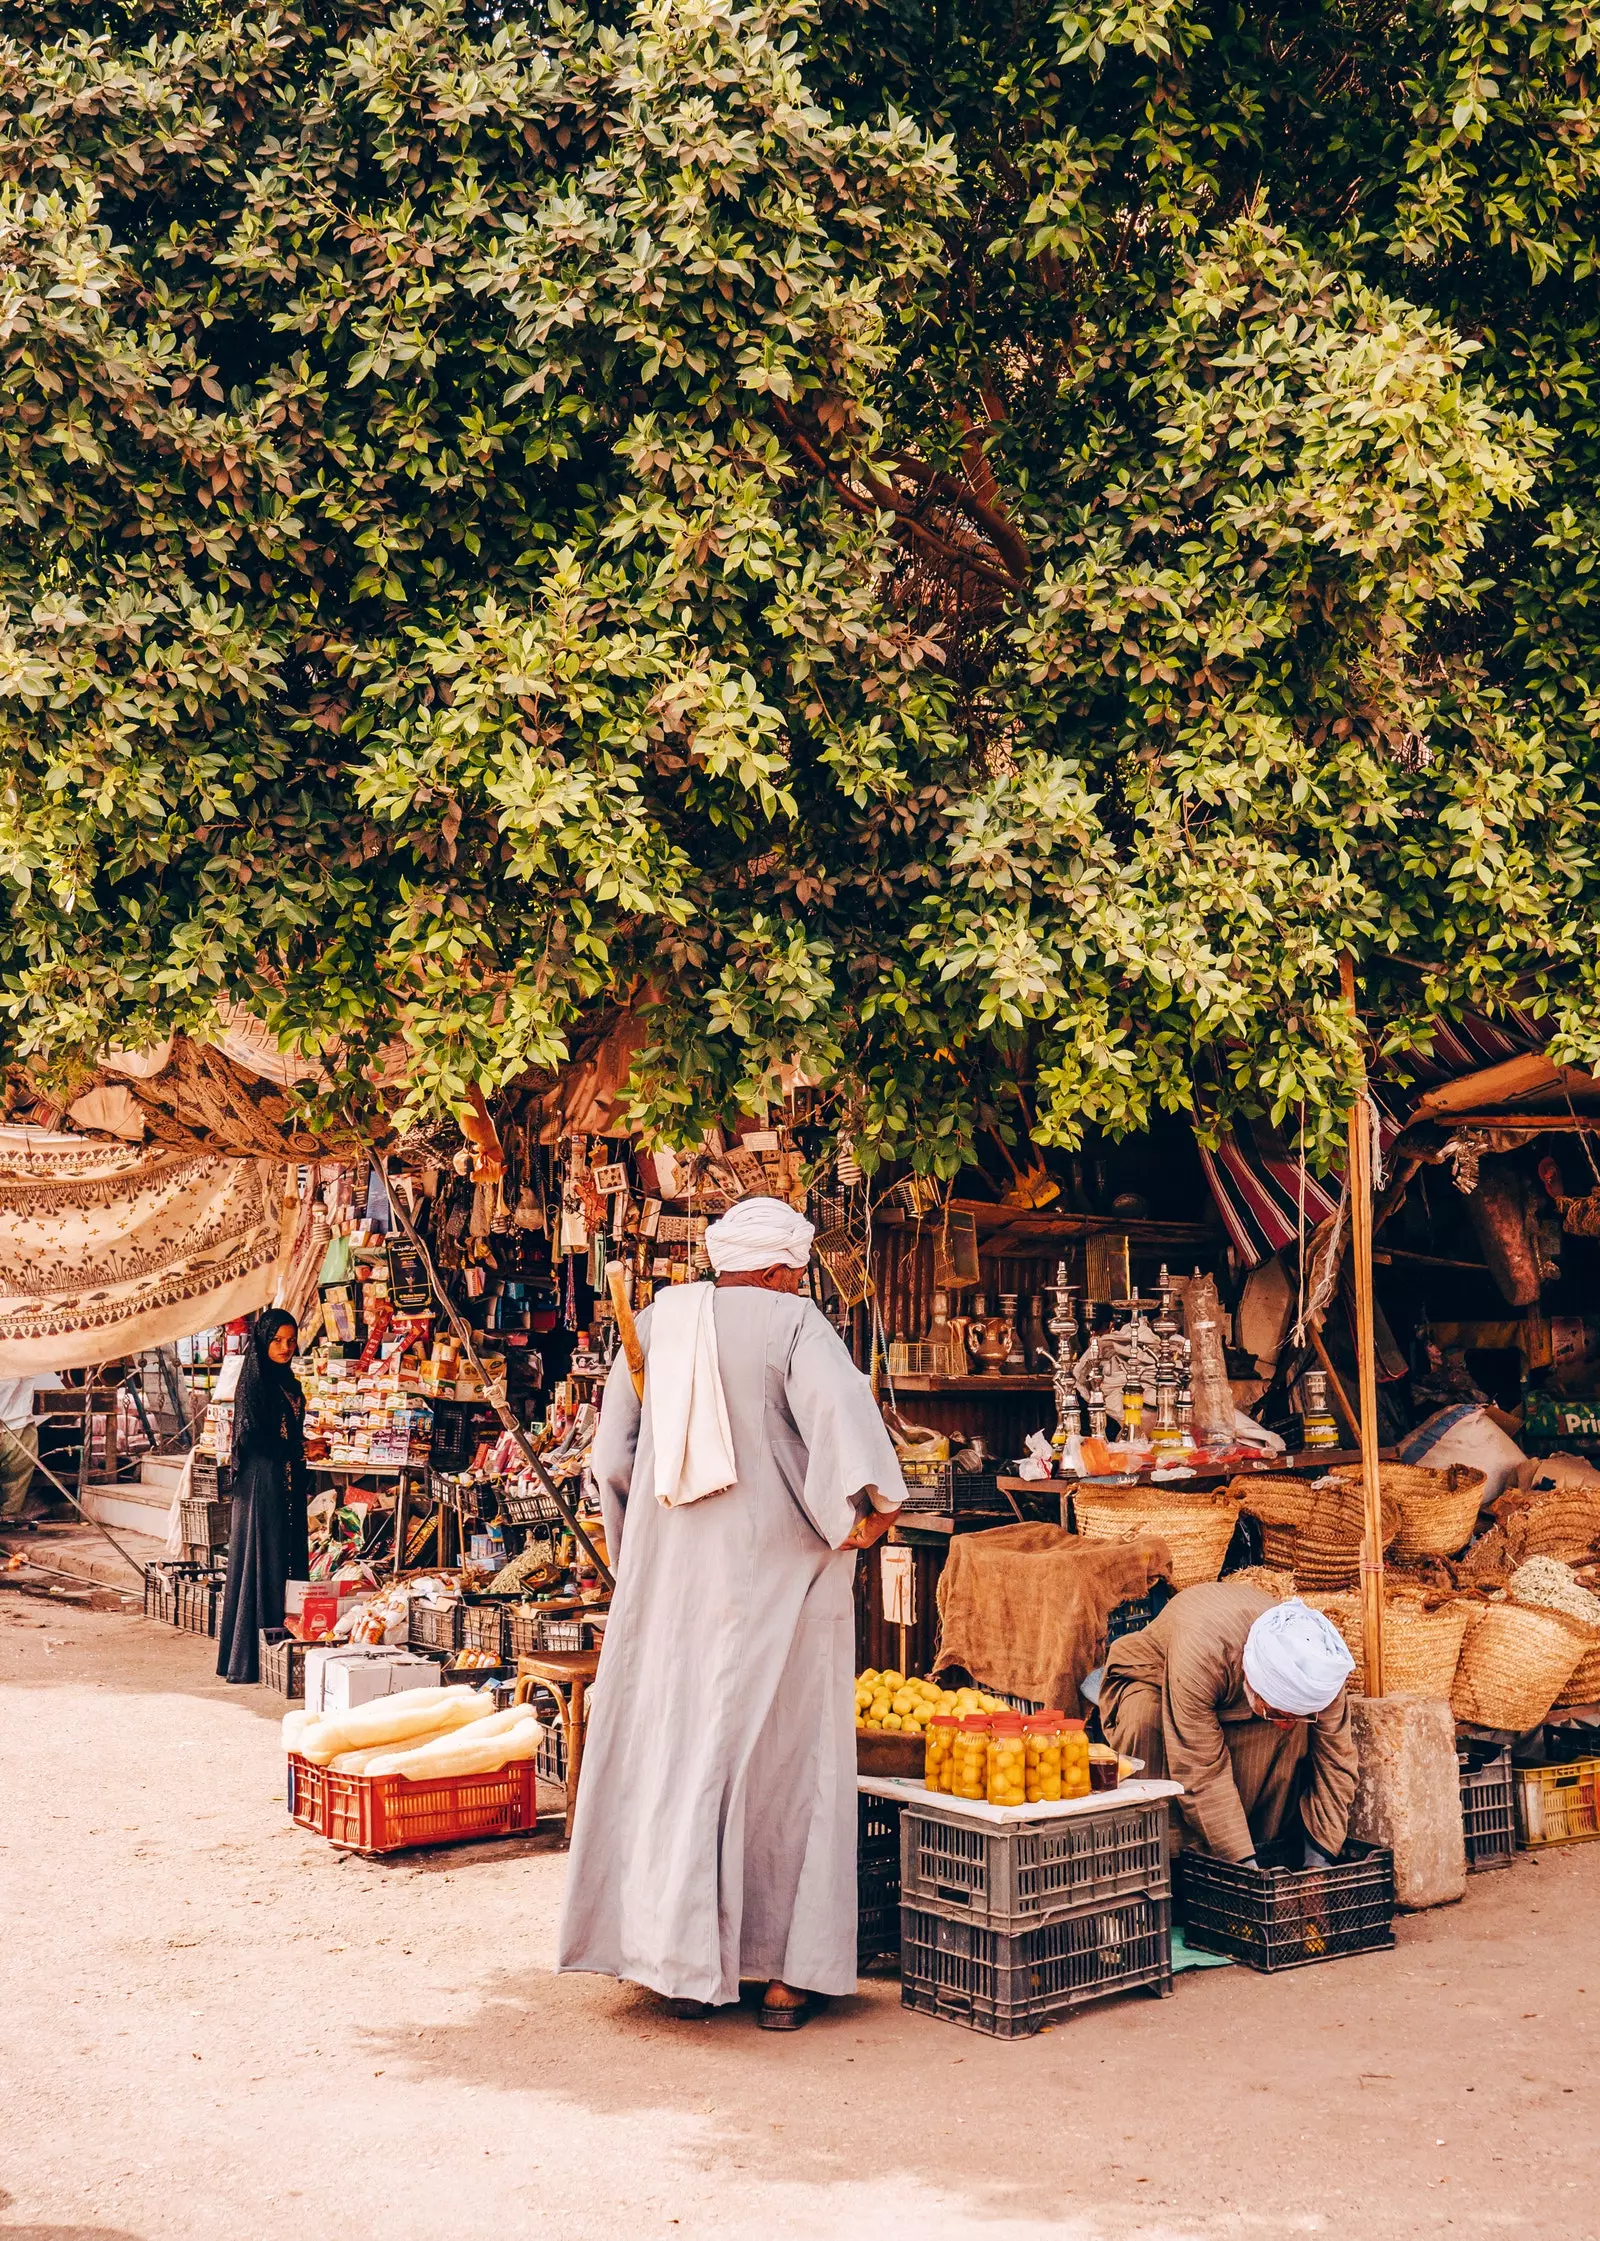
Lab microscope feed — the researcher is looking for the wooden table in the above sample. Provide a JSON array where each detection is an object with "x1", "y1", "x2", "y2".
[{"x1": 515, "y1": 1649, "x2": 602, "y2": 1844}]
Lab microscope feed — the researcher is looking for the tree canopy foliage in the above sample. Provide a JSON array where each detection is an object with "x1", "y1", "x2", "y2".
[{"x1": 2, "y1": 0, "x2": 1599, "y2": 1166}]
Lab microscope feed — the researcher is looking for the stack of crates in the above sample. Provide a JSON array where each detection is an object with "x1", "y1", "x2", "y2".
[
  {"x1": 857, "y1": 1795, "x2": 903, "y2": 1972},
  {"x1": 895, "y1": 1790, "x2": 1173, "y2": 2037}
]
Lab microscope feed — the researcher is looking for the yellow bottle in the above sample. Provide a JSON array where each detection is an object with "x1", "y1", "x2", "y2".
[
  {"x1": 986, "y1": 1714, "x2": 1028, "y2": 1808},
  {"x1": 924, "y1": 1715, "x2": 957, "y2": 1794},
  {"x1": 1023, "y1": 1714, "x2": 1064, "y2": 1803},
  {"x1": 1060, "y1": 1717, "x2": 1092, "y2": 1800},
  {"x1": 951, "y1": 1716, "x2": 991, "y2": 1801}
]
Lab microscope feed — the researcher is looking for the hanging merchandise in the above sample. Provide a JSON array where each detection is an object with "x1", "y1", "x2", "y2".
[{"x1": 386, "y1": 1236, "x2": 431, "y2": 1314}]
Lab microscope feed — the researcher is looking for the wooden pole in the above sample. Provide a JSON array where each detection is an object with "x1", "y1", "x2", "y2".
[{"x1": 1340, "y1": 956, "x2": 1386, "y2": 1697}]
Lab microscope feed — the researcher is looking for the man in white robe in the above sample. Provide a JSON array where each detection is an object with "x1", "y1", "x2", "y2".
[{"x1": 556, "y1": 1196, "x2": 905, "y2": 2027}]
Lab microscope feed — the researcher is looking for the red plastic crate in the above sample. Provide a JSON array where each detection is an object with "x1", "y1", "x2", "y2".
[{"x1": 286, "y1": 1752, "x2": 542, "y2": 1854}]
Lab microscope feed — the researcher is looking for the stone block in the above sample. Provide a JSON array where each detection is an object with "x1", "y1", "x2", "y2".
[{"x1": 1349, "y1": 1693, "x2": 1466, "y2": 1910}]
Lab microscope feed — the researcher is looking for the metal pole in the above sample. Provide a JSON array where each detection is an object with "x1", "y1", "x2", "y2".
[
  {"x1": 0, "y1": 1416, "x2": 150, "y2": 1580},
  {"x1": 381, "y1": 1161, "x2": 615, "y2": 1591},
  {"x1": 1341, "y1": 957, "x2": 1385, "y2": 1697}
]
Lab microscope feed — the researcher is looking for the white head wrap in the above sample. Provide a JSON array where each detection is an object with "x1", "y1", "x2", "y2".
[
  {"x1": 704, "y1": 1195, "x2": 814, "y2": 1273},
  {"x1": 1242, "y1": 1599, "x2": 1355, "y2": 1718}
]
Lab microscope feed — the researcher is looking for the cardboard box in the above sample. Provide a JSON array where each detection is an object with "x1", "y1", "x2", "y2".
[
  {"x1": 304, "y1": 1646, "x2": 443, "y2": 1716},
  {"x1": 284, "y1": 1581, "x2": 364, "y2": 1643}
]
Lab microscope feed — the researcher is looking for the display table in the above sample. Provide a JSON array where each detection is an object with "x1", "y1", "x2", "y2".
[{"x1": 857, "y1": 1773, "x2": 1183, "y2": 1823}]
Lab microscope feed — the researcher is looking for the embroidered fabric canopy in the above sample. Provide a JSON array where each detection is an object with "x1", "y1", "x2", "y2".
[{"x1": 0, "y1": 1127, "x2": 292, "y2": 1372}]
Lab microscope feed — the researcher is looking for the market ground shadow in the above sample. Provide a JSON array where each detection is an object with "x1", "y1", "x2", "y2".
[{"x1": 353, "y1": 1955, "x2": 1343, "y2": 2233}]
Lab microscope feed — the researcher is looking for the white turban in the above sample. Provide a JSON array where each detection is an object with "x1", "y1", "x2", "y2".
[
  {"x1": 704, "y1": 1195, "x2": 814, "y2": 1272},
  {"x1": 1242, "y1": 1599, "x2": 1355, "y2": 1718}
]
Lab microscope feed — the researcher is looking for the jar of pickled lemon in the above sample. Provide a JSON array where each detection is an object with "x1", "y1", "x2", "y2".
[
  {"x1": 924, "y1": 1714, "x2": 958, "y2": 1793},
  {"x1": 1022, "y1": 1713, "x2": 1064, "y2": 1803},
  {"x1": 950, "y1": 1716, "x2": 991, "y2": 1801},
  {"x1": 1059, "y1": 1717, "x2": 1092, "y2": 1800},
  {"x1": 986, "y1": 1713, "x2": 1027, "y2": 1808}
]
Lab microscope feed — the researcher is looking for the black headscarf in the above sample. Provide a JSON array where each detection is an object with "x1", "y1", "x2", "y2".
[{"x1": 233, "y1": 1308, "x2": 304, "y2": 1462}]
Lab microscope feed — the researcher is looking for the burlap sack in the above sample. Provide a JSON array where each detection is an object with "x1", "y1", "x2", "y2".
[{"x1": 933, "y1": 1524, "x2": 1172, "y2": 1716}]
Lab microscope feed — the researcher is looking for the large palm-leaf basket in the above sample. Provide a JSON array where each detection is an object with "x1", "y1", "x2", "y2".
[
  {"x1": 1450, "y1": 1598, "x2": 1595, "y2": 1731},
  {"x1": 1072, "y1": 1486, "x2": 1240, "y2": 1589},
  {"x1": 1302, "y1": 1589, "x2": 1474, "y2": 1702},
  {"x1": 1329, "y1": 1462, "x2": 1486, "y2": 1560},
  {"x1": 1235, "y1": 1475, "x2": 1399, "y2": 1592}
]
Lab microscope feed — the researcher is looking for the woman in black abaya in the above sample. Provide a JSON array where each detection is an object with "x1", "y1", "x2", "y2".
[{"x1": 216, "y1": 1309, "x2": 308, "y2": 1685}]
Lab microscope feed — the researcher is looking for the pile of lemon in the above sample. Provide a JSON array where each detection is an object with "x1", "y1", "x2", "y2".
[{"x1": 855, "y1": 1669, "x2": 1008, "y2": 1734}]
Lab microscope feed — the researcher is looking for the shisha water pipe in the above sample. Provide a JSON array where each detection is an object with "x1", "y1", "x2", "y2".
[{"x1": 1038, "y1": 1261, "x2": 1082, "y2": 1456}]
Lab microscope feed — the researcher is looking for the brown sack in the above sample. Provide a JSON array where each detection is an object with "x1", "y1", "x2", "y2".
[{"x1": 933, "y1": 1524, "x2": 1172, "y2": 1717}]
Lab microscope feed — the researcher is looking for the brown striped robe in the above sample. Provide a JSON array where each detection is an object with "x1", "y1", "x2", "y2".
[{"x1": 1101, "y1": 1580, "x2": 1358, "y2": 1862}]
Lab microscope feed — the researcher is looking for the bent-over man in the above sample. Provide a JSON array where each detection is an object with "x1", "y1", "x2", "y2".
[
  {"x1": 1100, "y1": 1580, "x2": 1358, "y2": 1864},
  {"x1": 557, "y1": 1196, "x2": 905, "y2": 2028}
]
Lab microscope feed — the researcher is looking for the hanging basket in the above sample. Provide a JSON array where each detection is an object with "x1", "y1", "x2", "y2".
[
  {"x1": 1450, "y1": 1598, "x2": 1595, "y2": 1731},
  {"x1": 1072, "y1": 1487, "x2": 1241, "y2": 1589},
  {"x1": 1302, "y1": 1590, "x2": 1474, "y2": 1702},
  {"x1": 1328, "y1": 1462, "x2": 1487, "y2": 1559}
]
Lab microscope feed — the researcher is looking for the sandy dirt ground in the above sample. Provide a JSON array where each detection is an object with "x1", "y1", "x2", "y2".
[{"x1": 1, "y1": 1595, "x2": 1597, "y2": 2241}]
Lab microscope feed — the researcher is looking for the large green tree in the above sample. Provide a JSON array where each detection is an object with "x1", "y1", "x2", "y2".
[{"x1": 1, "y1": 0, "x2": 1598, "y2": 1168}]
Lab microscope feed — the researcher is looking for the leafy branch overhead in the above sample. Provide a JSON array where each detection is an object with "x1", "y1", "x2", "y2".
[{"x1": 1, "y1": 0, "x2": 1598, "y2": 1173}]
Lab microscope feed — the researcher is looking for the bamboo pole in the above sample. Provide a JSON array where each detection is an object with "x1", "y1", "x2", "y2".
[{"x1": 1340, "y1": 957, "x2": 1386, "y2": 1697}]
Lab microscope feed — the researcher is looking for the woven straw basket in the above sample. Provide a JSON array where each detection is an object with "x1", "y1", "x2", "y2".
[
  {"x1": 1235, "y1": 1475, "x2": 1398, "y2": 1591},
  {"x1": 1302, "y1": 1590, "x2": 1474, "y2": 1702},
  {"x1": 1226, "y1": 1565, "x2": 1297, "y2": 1601},
  {"x1": 1554, "y1": 1636, "x2": 1600, "y2": 1710},
  {"x1": 1330, "y1": 1462, "x2": 1486, "y2": 1559},
  {"x1": 1450, "y1": 1598, "x2": 1596, "y2": 1730},
  {"x1": 1073, "y1": 1487, "x2": 1240, "y2": 1589}
]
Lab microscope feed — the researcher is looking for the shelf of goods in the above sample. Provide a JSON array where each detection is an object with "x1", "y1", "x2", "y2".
[
  {"x1": 860, "y1": 1775, "x2": 1181, "y2": 2038},
  {"x1": 301, "y1": 1362, "x2": 433, "y2": 1473}
]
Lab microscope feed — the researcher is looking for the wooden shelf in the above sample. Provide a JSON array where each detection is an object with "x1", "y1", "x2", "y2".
[
  {"x1": 890, "y1": 1374, "x2": 1054, "y2": 1393},
  {"x1": 875, "y1": 1195, "x2": 1217, "y2": 1254}
]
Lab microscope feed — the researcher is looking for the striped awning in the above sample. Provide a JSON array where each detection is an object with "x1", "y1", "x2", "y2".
[{"x1": 1202, "y1": 1009, "x2": 1547, "y2": 1266}]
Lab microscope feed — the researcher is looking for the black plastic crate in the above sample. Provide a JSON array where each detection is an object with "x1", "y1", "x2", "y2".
[
  {"x1": 516, "y1": 1683, "x2": 569, "y2": 1786},
  {"x1": 408, "y1": 1599, "x2": 463, "y2": 1654},
  {"x1": 498, "y1": 1481, "x2": 566, "y2": 1530},
  {"x1": 507, "y1": 1606, "x2": 604, "y2": 1658},
  {"x1": 1459, "y1": 1743, "x2": 1515, "y2": 1873},
  {"x1": 460, "y1": 1598, "x2": 510, "y2": 1659},
  {"x1": 143, "y1": 1563, "x2": 178, "y2": 1625},
  {"x1": 180, "y1": 1496, "x2": 230, "y2": 1556},
  {"x1": 259, "y1": 1627, "x2": 312, "y2": 1701},
  {"x1": 175, "y1": 1565, "x2": 224, "y2": 1638},
  {"x1": 954, "y1": 1473, "x2": 1056, "y2": 1529},
  {"x1": 900, "y1": 1795, "x2": 1170, "y2": 1930},
  {"x1": 901, "y1": 1893, "x2": 1172, "y2": 2037},
  {"x1": 1106, "y1": 1579, "x2": 1174, "y2": 1648},
  {"x1": 1175, "y1": 1840, "x2": 1395, "y2": 1970},
  {"x1": 859, "y1": 1794, "x2": 903, "y2": 1971}
]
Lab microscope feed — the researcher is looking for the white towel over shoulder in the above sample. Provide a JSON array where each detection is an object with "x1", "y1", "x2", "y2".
[{"x1": 648, "y1": 1283, "x2": 737, "y2": 1508}]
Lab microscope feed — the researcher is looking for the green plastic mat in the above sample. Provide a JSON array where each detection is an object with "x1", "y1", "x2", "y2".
[{"x1": 1171, "y1": 1927, "x2": 1234, "y2": 1973}]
